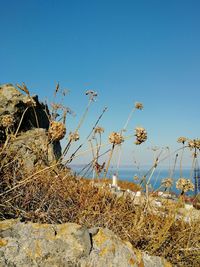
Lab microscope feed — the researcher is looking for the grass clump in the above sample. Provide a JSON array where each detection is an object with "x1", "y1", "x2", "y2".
[{"x1": 0, "y1": 165, "x2": 200, "y2": 266}]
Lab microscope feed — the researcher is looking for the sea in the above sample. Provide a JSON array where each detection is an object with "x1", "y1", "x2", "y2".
[{"x1": 70, "y1": 165, "x2": 196, "y2": 196}]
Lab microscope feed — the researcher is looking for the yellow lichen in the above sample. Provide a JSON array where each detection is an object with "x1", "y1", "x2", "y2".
[
  {"x1": 0, "y1": 219, "x2": 19, "y2": 231},
  {"x1": 163, "y1": 259, "x2": 172, "y2": 267},
  {"x1": 0, "y1": 239, "x2": 8, "y2": 247},
  {"x1": 99, "y1": 246, "x2": 109, "y2": 256},
  {"x1": 93, "y1": 229, "x2": 108, "y2": 246}
]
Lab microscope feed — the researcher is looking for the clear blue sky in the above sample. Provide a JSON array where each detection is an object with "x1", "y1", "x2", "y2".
[{"x1": 1, "y1": 0, "x2": 199, "y2": 167}]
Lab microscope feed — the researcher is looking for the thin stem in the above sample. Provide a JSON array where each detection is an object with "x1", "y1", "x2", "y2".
[
  {"x1": 75, "y1": 99, "x2": 92, "y2": 133},
  {"x1": 104, "y1": 144, "x2": 115, "y2": 178},
  {"x1": 14, "y1": 107, "x2": 29, "y2": 137},
  {"x1": 189, "y1": 149, "x2": 197, "y2": 180},
  {"x1": 32, "y1": 106, "x2": 39, "y2": 128},
  {"x1": 122, "y1": 107, "x2": 136, "y2": 132},
  {"x1": 180, "y1": 144, "x2": 185, "y2": 177}
]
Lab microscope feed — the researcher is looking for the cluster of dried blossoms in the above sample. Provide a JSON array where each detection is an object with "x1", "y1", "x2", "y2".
[
  {"x1": 177, "y1": 136, "x2": 187, "y2": 144},
  {"x1": 48, "y1": 121, "x2": 66, "y2": 141},
  {"x1": 134, "y1": 127, "x2": 147, "y2": 145},
  {"x1": 94, "y1": 161, "x2": 105, "y2": 175},
  {"x1": 176, "y1": 178, "x2": 194, "y2": 193},
  {"x1": 94, "y1": 126, "x2": 104, "y2": 134},
  {"x1": 1, "y1": 114, "x2": 15, "y2": 128},
  {"x1": 135, "y1": 102, "x2": 143, "y2": 110},
  {"x1": 188, "y1": 139, "x2": 200, "y2": 150},
  {"x1": 69, "y1": 131, "x2": 80, "y2": 142},
  {"x1": 161, "y1": 178, "x2": 173, "y2": 188},
  {"x1": 85, "y1": 90, "x2": 98, "y2": 101},
  {"x1": 109, "y1": 132, "x2": 124, "y2": 145}
]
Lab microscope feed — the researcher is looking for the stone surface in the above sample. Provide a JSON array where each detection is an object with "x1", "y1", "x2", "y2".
[
  {"x1": 0, "y1": 83, "x2": 49, "y2": 133},
  {"x1": 0, "y1": 83, "x2": 62, "y2": 169},
  {"x1": 0, "y1": 220, "x2": 171, "y2": 267},
  {"x1": 2, "y1": 128, "x2": 61, "y2": 170}
]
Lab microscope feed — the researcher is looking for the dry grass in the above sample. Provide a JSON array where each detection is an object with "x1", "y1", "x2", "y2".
[
  {"x1": 0, "y1": 84, "x2": 199, "y2": 266},
  {"x1": 0, "y1": 164, "x2": 200, "y2": 266}
]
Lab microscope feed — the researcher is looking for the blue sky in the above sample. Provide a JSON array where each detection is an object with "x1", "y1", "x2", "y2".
[{"x1": 1, "y1": 0, "x2": 200, "y2": 167}]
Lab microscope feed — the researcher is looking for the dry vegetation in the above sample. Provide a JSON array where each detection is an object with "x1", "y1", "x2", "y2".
[
  {"x1": 0, "y1": 165, "x2": 200, "y2": 266},
  {"x1": 0, "y1": 83, "x2": 200, "y2": 266}
]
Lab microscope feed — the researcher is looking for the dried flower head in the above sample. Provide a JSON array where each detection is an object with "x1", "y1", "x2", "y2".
[
  {"x1": 94, "y1": 162, "x2": 105, "y2": 174},
  {"x1": 94, "y1": 126, "x2": 104, "y2": 134},
  {"x1": 135, "y1": 102, "x2": 143, "y2": 110},
  {"x1": 176, "y1": 178, "x2": 194, "y2": 193},
  {"x1": 161, "y1": 178, "x2": 173, "y2": 188},
  {"x1": 188, "y1": 139, "x2": 200, "y2": 150},
  {"x1": 23, "y1": 96, "x2": 36, "y2": 107},
  {"x1": 48, "y1": 121, "x2": 66, "y2": 141},
  {"x1": 177, "y1": 137, "x2": 187, "y2": 144},
  {"x1": 134, "y1": 127, "x2": 147, "y2": 145},
  {"x1": 109, "y1": 132, "x2": 124, "y2": 145},
  {"x1": 69, "y1": 131, "x2": 80, "y2": 142},
  {"x1": 1, "y1": 114, "x2": 15, "y2": 128},
  {"x1": 85, "y1": 90, "x2": 98, "y2": 101}
]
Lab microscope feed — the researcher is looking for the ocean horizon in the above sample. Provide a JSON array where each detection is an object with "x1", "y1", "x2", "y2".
[{"x1": 70, "y1": 164, "x2": 196, "y2": 196}]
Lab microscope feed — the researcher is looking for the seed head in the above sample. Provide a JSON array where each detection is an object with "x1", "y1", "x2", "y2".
[
  {"x1": 48, "y1": 121, "x2": 66, "y2": 141},
  {"x1": 94, "y1": 162, "x2": 105, "y2": 174},
  {"x1": 69, "y1": 131, "x2": 80, "y2": 142},
  {"x1": 188, "y1": 139, "x2": 200, "y2": 150},
  {"x1": 161, "y1": 178, "x2": 173, "y2": 188},
  {"x1": 94, "y1": 126, "x2": 104, "y2": 134},
  {"x1": 177, "y1": 137, "x2": 187, "y2": 144},
  {"x1": 134, "y1": 127, "x2": 147, "y2": 145},
  {"x1": 135, "y1": 102, "x2": 143, "y2": 110},
  {"x1": 1, "y1": 114, "x2": 15, "y2": 128},
  {"x1": 85, "y1": 90, "x2": 98, "y2": 101},
  {"x1": 176, "y1": 178, "x2": 194, "y2": 193},
  {"x1": 109, "y1": 132, "x2": 124, "y2": 145}
]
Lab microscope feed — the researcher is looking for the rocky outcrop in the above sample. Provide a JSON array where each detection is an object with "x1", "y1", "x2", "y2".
[
  {"x1": 0, "y1": 219, "x2": 171, "y2": 267},
  {"x1": 0, "y1": 83, "x2": 62, "y2": 169},
  {"x1": 0, "y1": 84, "x2": 49, "y2": 133}
]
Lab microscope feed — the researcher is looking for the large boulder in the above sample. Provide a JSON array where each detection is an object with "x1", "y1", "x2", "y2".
[
  {"x1": 0, "y1": 84, "x2": 62, "y2": 170},
  {"x1": 0, "y1": 219, "x2": 171, "y2": 267}
]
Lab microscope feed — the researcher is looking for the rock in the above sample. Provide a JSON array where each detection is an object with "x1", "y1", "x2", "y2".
[
  {"x1": 0, "y1": 84, "x2": 49, "y2": 135},
  {"x1": 0, "y1": 219, "x2": 172, "y2": 267},
  {"x1": 0, "y1": 83, "x2": 62, "y2": 170},
  {"x1": 0, "y1": 219, "x2": 91, "y2": 267},
  {"x1": 1, "y1": 128, "x2": 61, "y2": 170}
]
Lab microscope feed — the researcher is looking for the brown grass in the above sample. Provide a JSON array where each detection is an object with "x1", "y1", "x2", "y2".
[{"x1": 0, "y1": 164, "x2": 199, "y2": 267}]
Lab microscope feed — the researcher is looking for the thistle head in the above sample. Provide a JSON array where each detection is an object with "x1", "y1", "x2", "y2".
[
  {"x1": 48, "y1": 121, "x2": 66, "y2": 141},
  {"x1": 177, "y1": 137, "x2": 187, "y2": 145},
  {"x1": 176, "y1": 178, "x2": 194, "y2": 193},
  {"x1": 69, "y1": 131, "x2": 80, "y2": 142},
  {"x1": 1, "y1": 114, "x2": 15, "y2": 128},
  {"x1": 134, "y1": 127, "x2": 147, "y2": 145},
  {"x1": 94, "y1": 126, "x2": 104, "y2": 134},
  {"x1": 109, "y1": 132, "x2": 124, "y2": 145},
  {"x1": 85, "y1": 90, "x2": 98, "y2": 101},
  {"x1": 135, "y1": 102, "x2": 143, "y2": 110},
  {"x1": 161, "y1": 178, "x2": 173, "y2": 188}
]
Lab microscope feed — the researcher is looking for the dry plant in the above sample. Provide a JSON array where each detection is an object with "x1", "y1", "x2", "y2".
[
  {"x1": 0, "y1": 166, "x2": 199, "y2": 266},
  {"x1": 1, "y1": 84, "x2": 200, "y2": 267}
]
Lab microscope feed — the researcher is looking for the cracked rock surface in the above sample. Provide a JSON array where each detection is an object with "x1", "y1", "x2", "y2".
[{"x1": 0, "y1": 220, "x2": 171, "y2": 267}]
